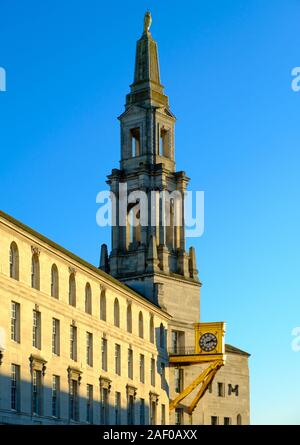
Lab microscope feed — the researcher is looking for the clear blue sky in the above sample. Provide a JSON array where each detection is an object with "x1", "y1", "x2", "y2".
[{"x1": 1, "y1": 0, "x2": 300, "y2": 424}]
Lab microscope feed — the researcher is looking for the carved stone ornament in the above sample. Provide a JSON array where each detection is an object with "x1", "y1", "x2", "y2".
[
  {"x1": 126, "y1": 384, "x2": 137, "y2": 399},
  {"x1": 100, "y1": 284, "x2": 107, "y2": 292},
  {"x1": 149, "y1": 391, "x2": 159, "y2": 405},
  {"x1": 143, "y1": 11, "x2": 152, "y2": 33},
  {"x1": 99, "y1": 376, "x2": 112, "y2": 392},
  {"x1": 68, "y1": 266, "x2": 76, "y2": 276},
  {"x1": 67, "y1": 366, "x2": 82, "y2": 384},
  {"x1": 29, "y1": 354, "x2": 47, "y2": 376},
  {"x1": 31, "y1": 246, "x2": 40, "y2": 256}
]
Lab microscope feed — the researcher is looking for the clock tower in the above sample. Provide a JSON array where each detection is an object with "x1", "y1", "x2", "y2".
[
  {"x1": 99, "y1": 12, "x2": 250, "y2": 426},
  {"x1": 102, "y1": 12, "x2": 201, "y2": 326}
]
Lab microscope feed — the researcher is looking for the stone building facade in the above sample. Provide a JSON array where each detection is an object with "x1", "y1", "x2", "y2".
[
  {"x1": 0, "y1": 211, "x2": 170, "y2": 424},
  {"x1": 197, "y1": 345, "x2": 250, "y2": 425},
  {"x1": 0, "y1": 13, "x2": 250, "y2": 425}
]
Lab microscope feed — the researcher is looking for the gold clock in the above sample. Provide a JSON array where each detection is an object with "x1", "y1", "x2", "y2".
[
  {"x1": 194, "y1": 322, "x2": 226, "y2": 355},
  {"x1": 199, "y1": 332, "x2": 218, "y2": 352}
]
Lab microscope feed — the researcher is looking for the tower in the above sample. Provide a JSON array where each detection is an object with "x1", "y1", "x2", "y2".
[
  {"x1": 106, "y1": 12, "x2": 201, "y2": 324},
  {"x1": 101, "y1": 12, "x2": 249, "y2": 426}
]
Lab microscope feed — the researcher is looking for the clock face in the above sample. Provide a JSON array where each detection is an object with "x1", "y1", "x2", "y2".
[{"x1": 199, "y1": 333, "x2": 218, "y2": 352}]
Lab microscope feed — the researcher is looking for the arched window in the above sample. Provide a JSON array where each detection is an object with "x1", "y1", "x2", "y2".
[
  {"x1": 69, "y1": 273, "x2": 76, "y2": 307},
  {"x1": 130, "y1": 127, "x2": 140, "y2": 157},
  {"x1": 31, "y1": 253, "x2": 40, "y2": 290},
  {"x1": 114, "y1": 298, "x2": 120, "y2": 327},
  {"x1": 100, "y1": 289, "x2": 106, "y2": 321},
  {"x1": 9, "y1": 242, "x2": 19, "y2": 280},
  {"x1": 237, "y1": 414, "x2": 242, "y2": 425},
  {"x1": 51, "y1": 264, "x2": 59, "y2": 298},
  {"x1": 160, "y1": 323, "x2": 165, "y2": 349},
  {"x1": 127, "y1": 304, "x2": 132, "y2": 333},
  {"x1": 138, "y1": 311, "x2": 144, "y2": 338},
  {"x1": 149, "y1": 315, "x2": 154, "y2": 344},
  {"x1": 85, "y1": 283, "x2": 92, "y2": 314}
]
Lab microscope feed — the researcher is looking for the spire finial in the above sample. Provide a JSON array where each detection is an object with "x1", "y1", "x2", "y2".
[
  {"x1": 127, "y1": 10, "x2": 168, "y2": 108},
  {"x1": 143, "y1": 11, "x2": 152, "y2": 34}
]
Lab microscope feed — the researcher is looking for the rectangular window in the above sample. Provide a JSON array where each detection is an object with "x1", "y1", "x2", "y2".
[
  {"x1": 11, "y1": 364, "x2": 20, "y2": 411},
  {"x1": 32, "y1": 369, "x2": 42, "y2": 416},
  {"x1": 102, "y1": 338, "x2": 108, "y2": 371},
  {"x1": 160, "y1": 362, "x2": 165, "y2": 389},
  {"x1": 52, "y1": 318, "x2": 60, "y2": 356},
  {"x1": 150, "y1": 400, "x2": 156, "y2": 425},
  {"x1": 139, "y1": 354, "x2": 145, "y2": 383},
  {"x1": 128, "y1": 349, "x2": 133, "y2": 380},
  {"x1": 115, "y1": 392, "x2": 121, "y2": 425},
  {"x1": 224, "y1": 417, "x2": 231, "y2": 425},
  {"x1": 208, "y1": 382, "x2": 212, "y2": 394},
  {"x1": 139, "y1": 398, "x2": 145, "y2": 425},
  {"x1": 52, "y1": 375, "x2": 60, "y2": 418},
  {"x1": 127, "y1": 394, "x2": 134, "y2": 425},
  {"x1": 32, "y1": 310, "x2": 41, "y2": 349},
  {"x1": 218, "y1": 382, "x2": 225, "y2": 397},
  {"x1": 86, "y1": 384, "x2": 93, "y2": 424},
  {"x1": 211, "y1": 416, "x2": 219, "y2": 425},
  {"x1": 100, "y1": 387, "x2": 109, "y2": 424},
  {"x1": 161, "y1": 404, "x2": 166, "y2": 425},
  {"x1": 86, "y1": 332, "x2": 93, "y2": 367},
  {"x1": 11, "y1": 302, "x2": 20, "y2": 342},
  {"x1": 174, "y1": 368, "x2": 184, "y2": 393},
  {"x1": 70, "y1": 379, "x2": 79, "y2": 421},
  {"x1": 115, "y1": 344, "x2": 121, "y2": 376},
  {"x1": 175, "y1": 407, "x2": 183, "y2": 425},
  {"x1": 171, "y1": 330, "x2": 184, "y2": 354},
  {"x1": 150, "y1": 358, "x2": 155, "y2": 386},
  {"x1": 171, "y1": 330, "x2": 178, "y2": 353},
  {"x1": 70, "y1": 325, "x2": 77, "y2": 361}
]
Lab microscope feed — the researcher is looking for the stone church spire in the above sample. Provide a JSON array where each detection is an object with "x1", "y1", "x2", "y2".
[
  {"x1": 126, "y1": 12, "x2": 169, "y2": 109},
  {"x1": 106, "y1": 13, "x2": 199, "y2": 304}
]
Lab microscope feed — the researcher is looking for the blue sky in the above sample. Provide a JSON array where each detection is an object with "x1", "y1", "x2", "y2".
[{"x1": 1, "y1": 0, "x2": 300, "y2": 424}]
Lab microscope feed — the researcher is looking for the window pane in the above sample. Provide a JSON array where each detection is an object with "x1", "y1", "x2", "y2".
[
  {"x1": 32, "y1": 370, "x2": 42, "y2": 415},
  {"x1": 11, "y1": 364, "x2": 20, "y2": 411},
  {"x1": 115, "y1": 392, "x2": 121, "y2": 425},
  {"x1": 115, "y1": 344, "x2": 121, "y2": 376},
  {"x1": 52, "y1": 375, "x2": 60, "y2": 417},
  {"x1": 11, "y1": 302, "x2": 20, "y2": 342},
  {"x1": 102, "y1": 338, "x2": 107, "y2": 371},
  {"x1": 151, "y1": 358, "x2": 155, "y2": 386},
  {"x1": 128, "y1": 349, "x2": 133, "y2": 379}
]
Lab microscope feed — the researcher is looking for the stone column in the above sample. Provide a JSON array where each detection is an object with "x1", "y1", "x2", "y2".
[{"x1": 110, "y1": 177, "x2": 119, "y2": 254}]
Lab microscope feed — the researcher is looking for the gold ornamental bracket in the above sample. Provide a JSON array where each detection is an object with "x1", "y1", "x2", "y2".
[{"x1": 169, "y1": 359, "x2": 225, "y2": 413}]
